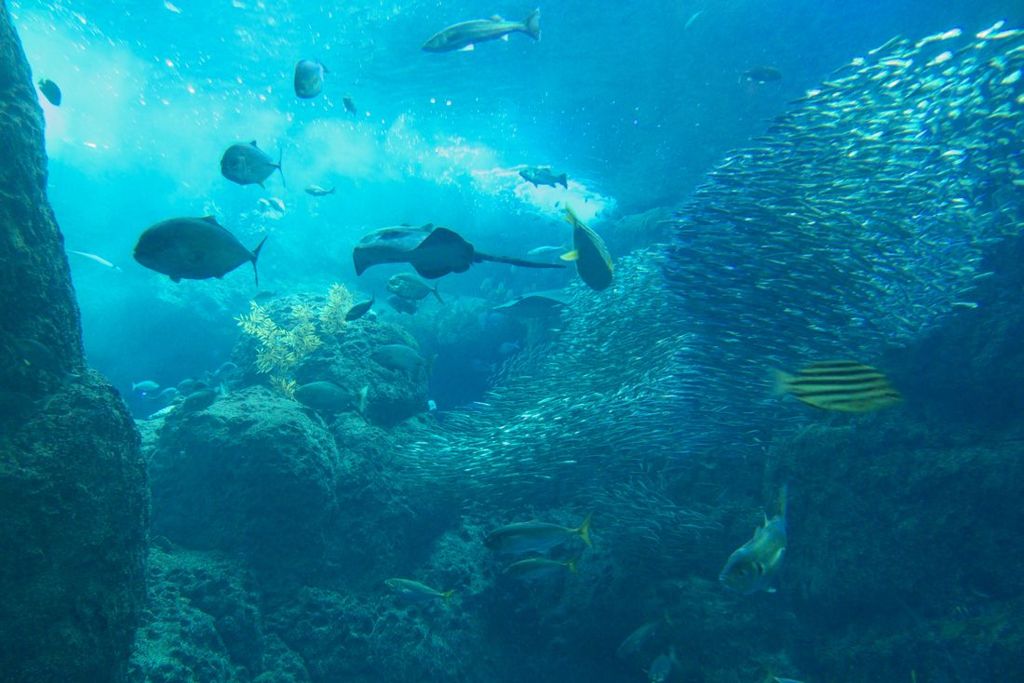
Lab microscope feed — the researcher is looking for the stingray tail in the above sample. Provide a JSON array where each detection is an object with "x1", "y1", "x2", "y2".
[
  {"x1": 251, "y1": 236, "x2": 269, "y2": 287},
  {"x1": 475, "y1": 252, "x2": 566, "y2": 270}
]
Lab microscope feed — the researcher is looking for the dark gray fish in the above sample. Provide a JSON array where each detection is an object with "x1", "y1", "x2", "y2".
[
  {"x1": 294, "y1": 59, "x2": 326, "y2": 99},
  {"x1": 503, "y1": 557, "x2": 576, "y2": 582},
  {"x1": 345, "y1": 294, "x2": 375, "y2": 321},
  {"x1": 741, "y1": 66, "x2": 783, "y2": 84},
  {"x1": 385, "y1": 294, "x2": 417, "y2": 315},
  {"x1": 423, "y1": 9, "x2": 540, "y2": 52},
  {"x1": 294, "y1": 381, "x2": 350, "y2": 412},
  {"x1": 387, "y1": 295, "x2": 418, "y2": 314},
  {"x1": 343, "y1": 96, "x2": 357, "y2": 114},
  {"x1": 372, "y1": 344, "x2": 425, "y2": 374},
  {"x1": 492, "y1": 292, "x2": 567, "y2": 319},
  {"x1": 353, "y1": 224, "x2": 565, "y2": 280},
  {"x1": 305, "y1": 184, "x2": 335, "y2": 196},
  {"x1": 133, "y1": 216, "x2": 268, "y2": 285},
  {"x1": 180, "y1": 388, "x2": 217, "y2": 412},
  {"x1": 520, "y1": 166, "x2": 567, "y2": 189},
  {"x1": 562, "y1": 207, "x2": 613, "y2": 291},
  {"x1": 220, "y1": 141, "x2": 284, "y2": 188},
  {"x1": 37, "y1": 78, "x2": 61, "y2": 106},
  {"x1": 387, "y1": 273, "x2": 444, "y2": 303}
]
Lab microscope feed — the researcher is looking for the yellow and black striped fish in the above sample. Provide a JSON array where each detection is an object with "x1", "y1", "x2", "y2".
[{"x1": 775, "y1": 360, "x2": 901, "y2": 412}]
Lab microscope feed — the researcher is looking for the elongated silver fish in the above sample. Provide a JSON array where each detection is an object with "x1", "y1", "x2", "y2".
[{"x1": 422, "y1": 9, "x2": 540, "y2": 52}]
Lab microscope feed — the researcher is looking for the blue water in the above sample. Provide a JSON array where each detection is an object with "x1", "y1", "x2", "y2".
[
  {"x1": 10, "y1": 1, "x2": 1024, "y2": 681},
  {"x1": 11, "y1": 0, "x2": 1020, "y2": 407}
]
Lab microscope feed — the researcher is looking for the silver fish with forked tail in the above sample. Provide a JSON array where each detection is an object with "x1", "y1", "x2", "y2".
[{"x1": 423, "y1": 9, "x2": 540, "y2": 52}]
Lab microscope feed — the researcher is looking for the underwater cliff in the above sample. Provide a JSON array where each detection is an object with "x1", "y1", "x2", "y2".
[{"x1": 0, "y1": 5, "x2": 148, "y2": 683}]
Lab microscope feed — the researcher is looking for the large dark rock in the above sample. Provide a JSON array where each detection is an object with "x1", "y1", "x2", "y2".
[
  {"x1": 149, "y1": 387, "x2": 341, "y2": 579},
  {"x1": 0, "y1": 6, "x2": 148, "y2": 682}
]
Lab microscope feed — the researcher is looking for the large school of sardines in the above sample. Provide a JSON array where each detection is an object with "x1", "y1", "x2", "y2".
[
  {"x1": 405, "y1": 20, "x2": 1024, "y2": 582},
  {"x1": 94, "y1": 11, "x2": 1022, "y2": 667}
]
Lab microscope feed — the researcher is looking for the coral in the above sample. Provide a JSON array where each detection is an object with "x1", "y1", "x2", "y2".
[
  {"x1": 236, "y1": 283, "x2": 356, "y2": 395},
  {"x1": 236, "y1": 301, "x2": 322, "y2": 392},
  {"x1": 319, "y1": 283, "x2": 354, "y2": 336}
]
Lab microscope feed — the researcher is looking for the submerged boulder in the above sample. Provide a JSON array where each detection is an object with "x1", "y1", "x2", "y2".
[{"x1": 150, "y1": 387, "x2": 341, "y2": 579}]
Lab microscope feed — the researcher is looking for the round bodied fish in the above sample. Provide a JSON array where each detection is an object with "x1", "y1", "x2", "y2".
[
  {"x1": 345, "y1": 295, "x2": 375, "y2": 321},
  {"x1": 294, "y1": 59, "x2": 326, "y2": 99},
  {"x1": 387, "y1": 273, "x2": 444, "y2": 303},
  {"x1": 37, "y1": 78, "x2": 62, "y2": 106},
  {"x1": 372, "y1": 344, "x2": 425, "y2": 373},
  {"x1": 133, "y1": 216, "x2": 267, "y2": 285},
  {"x1": 561, "y1": 207, "x2": 613, "y2": 291},
  {"x1": 220, "y1": 140, "x2": 284, "y2": 188},
  {"x1": 294, "y1": 381, "x2": 350, "y2": 413}
]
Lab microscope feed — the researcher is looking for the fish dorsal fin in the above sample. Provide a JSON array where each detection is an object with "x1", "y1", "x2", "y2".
[
  {"x1": 202, "y1": 215, "x2": 220, "y2": 225},
  {"x1": 249, "y1": 140, "x2": 259, "y2": 147},
  {"x1": 420, "y1": 223, "x2": 434, "y2": 232}
]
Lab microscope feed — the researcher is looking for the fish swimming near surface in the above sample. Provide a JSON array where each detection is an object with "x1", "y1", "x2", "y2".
[
  {"x1": 345, "y1": 295, "x2": 375, "y2": 321},
  {"x1": 741, "y1": 65, "x2": 783, "y2": 84},
  {"x1": 504, "y1": 557, "x2": 577, "y2": 582},
  {"x1": 561, "y1": 206, "x2": 614, "y2": 291},
  {"x1": 422, "y1": 9, "x2": 541, "y2": 52},
  {"x1": 133, "y1": 216, "x2": 268, "y2": 285},
  {"x1": 387, "y1": 295, "x2": 418, "y2": 315},
  {"x1": 384, "y1": 578, "x2": 454, "y2": 604},
  {"x1": 294, "y1": 381, "x2": 351, "y2": 413},
  {"x1": 343, "y1": 96, "x2": 357, "y2": 114},
  {"x1": 520, "y1": 166, "x2": 568, "y2": 189},
  {"x1": 485, "y1": 514, "x2": 592, "y2": 556},
  {"x1": 305, "y1": 184, "x2": 335, "y2": 196},
  {"x1": 775, "y1": 360, "x2": 902, "y2": 412},
  {"x1": 353, "y1": 224, "x2": 565, "y2": 279},
  {"x1": 294, "y1": 59, "x2": 327, "y2": 98},
  {"x1": 387, "y1": 273, "x2": 444, "y2": 303},
  {"x1": 372, "y1": 344, "x2": 426, "y2": 374},
  {"x1": 719, "y1": 485, "x2": 787, "y2": 595},
  {"x1": 220, "y1": 141, "x2": 285, "y2": 188},
  {"x1": 37, "y1": 78, "x2": 61, "y2": 106}
]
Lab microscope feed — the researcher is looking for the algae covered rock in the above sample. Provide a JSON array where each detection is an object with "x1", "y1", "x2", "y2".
[
  {"x1": 0, "y1": 6, "x2": 147, "y2": 682},
  {"x1": 149, "y1": 387, "x2": 341, "y2": 577}
]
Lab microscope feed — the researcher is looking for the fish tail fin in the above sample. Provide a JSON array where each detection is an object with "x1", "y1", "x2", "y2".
[
  {"x1": 442, "y1": 590, "x2": 455, "y2": 604},
  {"x1": 772, "y1": 369, "x2": 792, "y2": 397},
  {"x1": 559, "y1": 250, "x2": 579, "y2": 262},
  {"x1": 251, "y1": 236, "x2": 269, "y2": 287},
  {"x1": 277, "y1": 147, "x2": 286, "y2": 188},
  {"x1": 558, "y1": 173, "x2": 568, "y2": 188},
  {"x1": 523, "y1": 8, "x2": 541, "y2": 40},
  {"x1": 577, "y1": 512, "x2": 592, "y2": 547},
  {"x1": 432, "y1": 285, "x2": 445, "y2": 304}
]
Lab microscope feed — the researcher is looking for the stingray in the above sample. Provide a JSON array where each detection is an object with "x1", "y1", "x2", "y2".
[{"x1": 353, "y1": 224, "x2": 565, "y2": 279}]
